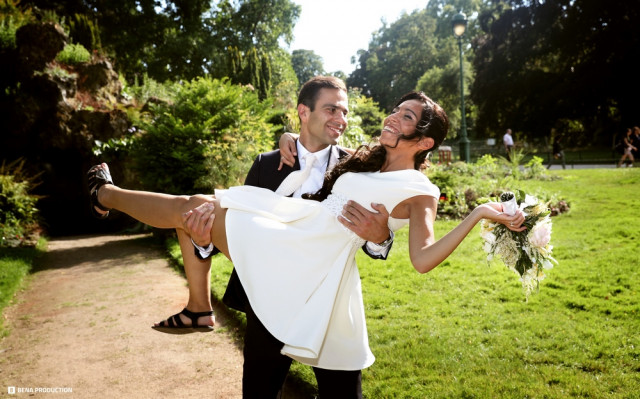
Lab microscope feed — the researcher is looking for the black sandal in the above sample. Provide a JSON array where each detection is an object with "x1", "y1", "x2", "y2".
[
  {"x1": 87, "y1": 163, "x2": 113, "y2": 219},
  {"x1": 151, "y1": 308, "x2": 215, "y2": 334}
]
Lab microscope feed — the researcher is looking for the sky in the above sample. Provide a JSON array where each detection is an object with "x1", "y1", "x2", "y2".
[{"x1": 288, "y1": 0, "x2": 430, "y2": 75}]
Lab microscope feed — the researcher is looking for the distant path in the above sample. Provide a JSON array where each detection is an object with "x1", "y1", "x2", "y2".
[{"x1": 0, "y1": 234, "x2": 243, "y2": 398}]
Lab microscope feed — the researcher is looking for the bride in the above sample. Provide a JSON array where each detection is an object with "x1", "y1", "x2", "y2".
[{"x1": 87, "y1": 91, "x2": 525, "y2": 370}]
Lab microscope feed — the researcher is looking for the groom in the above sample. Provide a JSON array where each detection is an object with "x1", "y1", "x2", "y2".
[{"x1": 182, "y1": 76, "x2": 393, "y2": 398}]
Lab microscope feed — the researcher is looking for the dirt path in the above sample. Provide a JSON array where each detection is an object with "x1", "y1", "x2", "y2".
[{"x1": 0, "y1": 234, "x2": 244, "y2": 398}]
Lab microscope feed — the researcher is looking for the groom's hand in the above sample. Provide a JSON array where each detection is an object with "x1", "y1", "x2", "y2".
[
  {"x1": 339, "y1": 201, "x2": 390, "y2": 244},
  {"x1": 182, "y1": 202, "x2": 215, "y2": 247}
]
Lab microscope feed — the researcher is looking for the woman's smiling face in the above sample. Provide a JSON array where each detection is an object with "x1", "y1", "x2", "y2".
[{"x1": 379, "y1": 99, "x2": 423, "y2": 147}]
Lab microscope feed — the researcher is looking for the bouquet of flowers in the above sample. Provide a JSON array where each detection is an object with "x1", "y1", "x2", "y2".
[{"x1": 480, "y1": 190, "x2": 557, "y2": 298}]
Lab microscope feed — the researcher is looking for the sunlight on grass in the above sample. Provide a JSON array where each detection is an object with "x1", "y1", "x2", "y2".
[
  {"x1": 359, "y1": 168, "x2": 639, "y2": 397},
  {"x1": 170, "y1": 169, "x2": 639, "y2": 397}
]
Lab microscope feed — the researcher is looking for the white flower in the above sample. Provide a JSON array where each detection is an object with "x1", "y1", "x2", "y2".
[
  {"x1": 481, "y1": 230, "x2": 496, "y2": 245},
  {"x1": 542, "y1": 259, "x2": 554, "y2": 269},
  {"x1": 523, "y1": 194, "x2": 538, "y2": 207}
]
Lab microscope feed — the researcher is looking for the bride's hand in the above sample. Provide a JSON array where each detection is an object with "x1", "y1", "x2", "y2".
[
  {"x1": 480, "y1": 203, "x2": 527, "y2": 232},
  {"x1": 278, "y1": 132, "x2": 299, "y2": 170}
]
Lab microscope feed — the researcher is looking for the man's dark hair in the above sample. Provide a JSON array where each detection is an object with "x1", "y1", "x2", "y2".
[{"x1": 297, "y1": 76, "x2": 347, "y2": 111}]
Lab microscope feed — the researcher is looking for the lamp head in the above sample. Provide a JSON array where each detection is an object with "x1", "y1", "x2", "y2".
[{"x1": 452, "y1": 11, "x2": 468, "y2": 37}]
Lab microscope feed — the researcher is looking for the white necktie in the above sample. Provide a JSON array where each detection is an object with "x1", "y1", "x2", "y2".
[{"x1": 275, "y1": 153, "x2": 318, "y2": 196}]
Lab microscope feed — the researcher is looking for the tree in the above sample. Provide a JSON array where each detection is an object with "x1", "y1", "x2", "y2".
[
  {"x1": 291, "y1": 49, "x2": 324, "y2": 86},
  {"x1": 347, "y1": 10, "x2": 438, "y2": 112},
  {"x1": 347, "y1": 0, "x2": 483, "y2": 114},
  {"x1": 268, "y1": 48, "x2": 299, "y2": 109},
  {"x1": 330, "y1": 70, "x2": 347, "y2": 82},
  {"x1": 21, "y1": 0, "x2": 301, "y2": 83},
  {"x1": 471, "y1": 0, "x2": 640, "y2": 145},
  {"x1": 416, "y1": 58, "x2": 475, "y2": 139}
]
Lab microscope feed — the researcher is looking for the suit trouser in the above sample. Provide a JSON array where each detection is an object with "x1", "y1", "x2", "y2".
[{"x1": 242, "y1": 302, "x2": 362, "y2": 399}]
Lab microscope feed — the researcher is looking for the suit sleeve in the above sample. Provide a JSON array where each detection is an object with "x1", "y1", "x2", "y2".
[
  {"x1": 244, "y1": 154, "x2": 262, "y2": 187},
  {"x1": 361, "y1": 240, "x2": 393, "y2": 260}
]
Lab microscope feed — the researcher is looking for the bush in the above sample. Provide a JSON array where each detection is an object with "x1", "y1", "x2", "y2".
[
  {"x1": 348, "y1": 88, "x2": 385, "y2": 138},
  {"x1": 0, "y1": 16, "x2": 18, "y2": 49},
  {"x1": 129, "y1": 77, "x2": 277, "y2": 194},
  {"x1": 122, "y1": 73, "x2": 174, "y2": 106},
  {"x1": 0, "y1": 160, "x2": 41, "y2": 247},
  {"x1": 55, "y1": 42, "x2": 91, "y2": 65},
  {"x1": 426, "y1": 154, "x2": 563, "y2": 219},
  {"x1": 0, "y1": 1, "x2": 34, "y2": 50}
]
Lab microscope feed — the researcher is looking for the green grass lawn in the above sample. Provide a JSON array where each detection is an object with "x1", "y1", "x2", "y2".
[
  {"x1": 0, "y1": 240, "x2": 46, "y2": 336},
  {"x1": 201, "y1": 168, "x2": 639, "y2": 398}
]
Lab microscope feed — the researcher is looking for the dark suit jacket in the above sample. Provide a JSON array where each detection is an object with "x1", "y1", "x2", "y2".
[{"x1": 221, "y1": 146, "x2": 392, "y2": 312}]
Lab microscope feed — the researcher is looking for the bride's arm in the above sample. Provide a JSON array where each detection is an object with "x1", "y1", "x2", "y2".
[{"x1": 405, "y1": 196, "x2": 525, "y2": 274}]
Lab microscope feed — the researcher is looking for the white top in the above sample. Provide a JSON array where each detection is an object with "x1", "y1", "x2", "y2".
[
  {"x1": 216, "y1": 169, "x2": 439, "y2": 370},
  {"x1": 503, "y1": 133, "x2": 514, "y2": 146}
]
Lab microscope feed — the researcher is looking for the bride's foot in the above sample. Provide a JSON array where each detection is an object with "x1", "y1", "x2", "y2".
[
  {"x1": 152, "y1": 308, "x2": 215, "y2": 334},
  {"x1": 87, "y1": 163, "x2": 113, "y2": 219}
]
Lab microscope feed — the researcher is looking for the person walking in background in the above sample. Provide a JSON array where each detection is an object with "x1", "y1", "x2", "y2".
[
  {"x1": 617, "y1": 128, "x2": 636, "y2": 168},
  {"x1": 503, "y1": 128, "x2": 514, "y2": 161},
  {"x1": 631, "y1": 126, "x2": 640, "y2": 160},
  {"x1": 547, "y1": 138, "x2": 566, "y2": 170}
]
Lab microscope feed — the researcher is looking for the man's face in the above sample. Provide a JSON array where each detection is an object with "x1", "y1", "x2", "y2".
[{"x1": 298, "y1": 88, "x2": 348, "y2": 152}]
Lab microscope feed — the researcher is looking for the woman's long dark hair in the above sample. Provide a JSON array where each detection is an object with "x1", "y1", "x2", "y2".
[{"x1": 304, "y1": 91, "x2": 449, "y2": 202}]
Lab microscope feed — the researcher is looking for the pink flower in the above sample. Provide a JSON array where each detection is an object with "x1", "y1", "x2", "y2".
[{"x1": 529, "y1": 220, "x2": 551, "y2": 248}]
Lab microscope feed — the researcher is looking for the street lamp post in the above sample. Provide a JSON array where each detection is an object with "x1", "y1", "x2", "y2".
[{"x1": 452, "y1": 11, "x2": 470, "y2": 163}]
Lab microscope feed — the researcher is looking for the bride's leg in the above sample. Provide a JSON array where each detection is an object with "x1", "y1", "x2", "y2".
[
  {"x1": 153, "y1": 199, "x2": 229, "y2": 330},
  {"x1": 178, "y1": 229, "x2": 213, "y2": 314},
  {"x1": 153, "y1": 229, "x2": 215, "y2": 328},
  {"x1": 94, "y1": 168, "x2": 229, "y2": 255},
  {"x1": 97, "y1": 184, "x2": 211, "y2": 229}
]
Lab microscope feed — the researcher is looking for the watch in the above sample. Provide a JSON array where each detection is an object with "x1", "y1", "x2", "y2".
[{"x1": 376, "y1": 231, "x2": 394, "y2": 247}]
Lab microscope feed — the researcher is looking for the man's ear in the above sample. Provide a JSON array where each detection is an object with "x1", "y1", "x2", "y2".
[
  {"x1": 297, "y1": 103, "x2": 309, "y2": 123},
  {"x1": 418, "y1": 137, "x2": 435, "y2": 151}
]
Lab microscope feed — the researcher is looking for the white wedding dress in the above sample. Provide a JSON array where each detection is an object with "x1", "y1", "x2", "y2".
[{"x1": 216, "y1": 169, "x2": 439, "y2": 370}]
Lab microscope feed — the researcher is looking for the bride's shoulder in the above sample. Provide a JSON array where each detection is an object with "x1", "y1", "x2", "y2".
[{"x1": 403, "y1": 170, "x2": 440, "y2": 197}]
